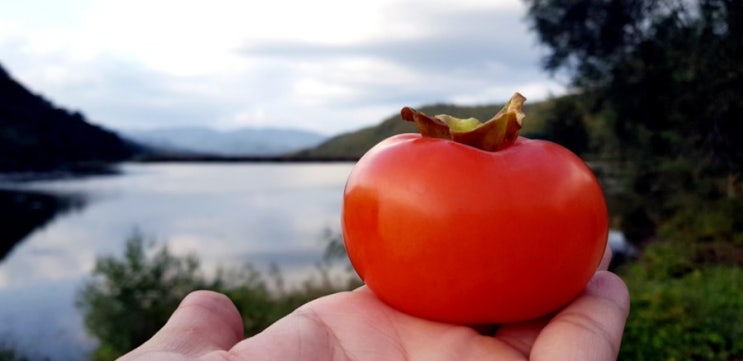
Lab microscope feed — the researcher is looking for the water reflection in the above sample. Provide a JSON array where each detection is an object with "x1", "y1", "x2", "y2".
[
  {"x1": 0, "y1": 189, "x2": 86, "y2": 261},
  {"x1": 0, "y1": 162, "x2": 355, "y2": 360},
  {"x1": 2, "y1": 163, "x2": 353, "y2": 283}
]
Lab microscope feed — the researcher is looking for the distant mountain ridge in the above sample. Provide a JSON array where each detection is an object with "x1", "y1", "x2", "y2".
[
  {"x1": 1, "y1": 60, "x2": 562, "y2": 166},
  {"x1": 122, "y1": 126, "x2": 328, "y2": 157},
  {"x1": 0, "y1": 63, "x2": 140, "y2": 172},
  {"x1": 292, "y1": 99, "x2": 554, "y2": 160}
]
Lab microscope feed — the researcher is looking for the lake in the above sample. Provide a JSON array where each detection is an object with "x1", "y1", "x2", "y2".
[{"x1": 0, "y1": 162, "x2": 356, "y2": 360}]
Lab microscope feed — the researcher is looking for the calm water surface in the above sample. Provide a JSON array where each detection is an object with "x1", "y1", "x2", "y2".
[{"x1": 0, "y1": 162, "x2": 355, "y2": 360}]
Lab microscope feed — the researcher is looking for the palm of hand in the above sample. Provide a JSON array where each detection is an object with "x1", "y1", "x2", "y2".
[{"x1": 121, "y1": 269, "x2": 628, "y2": 361}]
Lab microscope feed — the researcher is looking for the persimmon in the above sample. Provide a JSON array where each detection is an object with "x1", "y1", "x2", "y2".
[{"x1": 342, "y1": 93, "x2": 608, "y2": 324}]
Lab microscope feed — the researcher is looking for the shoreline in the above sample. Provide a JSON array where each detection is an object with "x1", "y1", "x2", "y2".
[
  {"x1": 0, "y1": 156, "x2": 358, "y2": 183},
  {"x1": 0, "y1": 163, "x2": 122, "y2": 183},
  {"x1": 131, "y1": 154, "x2": 359, "y2": 163}
]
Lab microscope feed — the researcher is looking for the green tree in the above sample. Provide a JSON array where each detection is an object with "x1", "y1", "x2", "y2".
[
  {"x1": 524, "y1": 0, "x2": 742, "y2": 233},
  {"x1": 539, "y1": 96, "x2": 590, "y2": 155},
  {"x1": 524, "y1": 0, "x2": 742, "y2": 164}
]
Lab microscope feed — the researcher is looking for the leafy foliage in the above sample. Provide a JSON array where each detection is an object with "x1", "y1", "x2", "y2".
[
  {"x1": 525, "y1": 0, "x2": 742, "y2": 171},
  {"x1": 618, "y1": 243, "x2": 743, "y2": 360},
  {"x1": 525, "y1": 0, "x2": 743, "y2": 234},
  {"x1": 76, "y1": 232, "x2": 213, "y2": 361},
  {"x1": 533, "y1": 95, "x2": 590, "y2": 155},
  {"x1": 76, "y1": 231, "x2": 359, "y2": 361}
]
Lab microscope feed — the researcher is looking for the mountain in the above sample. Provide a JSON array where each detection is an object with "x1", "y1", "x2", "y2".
[
  {"x1": 292, "y1": 99, "x2": 554, "y2": 160},
  {"x1": 0, "y1": 63, "x2": 141, "y2": 172},
  {"x1": 121, "y1": 126, "x2": 328, "y2": 157}
]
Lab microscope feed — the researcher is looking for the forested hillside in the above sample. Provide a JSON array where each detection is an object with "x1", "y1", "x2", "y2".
[
  {"x1": 0, "y1": 64, "x2": 140, "y2": 172},
  {"x1": 292, "y1": 97, "x2": 556, "y2": 160}
]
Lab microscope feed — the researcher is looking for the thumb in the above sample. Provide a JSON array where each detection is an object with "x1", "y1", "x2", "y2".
[
  {"x1": 531, "y1": 271, "x2": 630, "y2": 360},
  {"x1": 119, "y1": 290, "x2": 244, "y2": 360}
]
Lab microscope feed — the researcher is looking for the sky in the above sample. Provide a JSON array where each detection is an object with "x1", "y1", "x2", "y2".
[{"x1": 0, "y1": 0, "x2": 566, "y2": 136}]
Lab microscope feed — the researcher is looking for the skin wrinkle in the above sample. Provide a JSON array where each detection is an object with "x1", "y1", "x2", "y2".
[
  {"x1": 296, "y1": 312, "x2": 305, "y2": 359},
  {"x1": 358, "y1": 301, "x2": 411, "y2": 360},
  {"x1": 410, "y1": 324, "x2": 525, "y2": 361},
  {"x1": 384, "y1": 306, "x2": 413, "y2": 361},
  {"x1": 471, "y1": 339, "x2": 527, "y2": 361},
  {"x1": 558, "y1": 288, "x2": 628, "y2": 358},
  {"x1": 494, "y1": 312, "x2": 558, "y2": 357},
  {"x1": 344, "y1": 289, "x2": 412, "y2": 359},
  {"x1": 555, "y1": 312, "x2": 619, "y2": 357},
  {"x1": 443, "y1": 330, "x2": 498, "y2": 361},
  {"x1": 409, "y1": 328, "x2": 462, "y2": 361},
  {"x1": 294, "y1": 307, "x2": 354, "y2": 361},
  {"x1": 214, "y1": 350, "x2": 241, "y2": 361},
  {"x1": 459, "y1": 330, "x2": 527, "y2": 361},
  {"x1": 496, "y1": 329, "x2": 534, "y2": 358}
]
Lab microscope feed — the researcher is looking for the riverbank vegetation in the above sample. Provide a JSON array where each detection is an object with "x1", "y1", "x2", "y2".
[{"x1": 75, "y1": 232, "x2": 360, "y2": 361}]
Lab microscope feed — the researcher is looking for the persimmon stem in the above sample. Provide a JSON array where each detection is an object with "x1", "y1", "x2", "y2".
[{"x1": 401, "y1": 92, "x2": 526, "y2": 152}]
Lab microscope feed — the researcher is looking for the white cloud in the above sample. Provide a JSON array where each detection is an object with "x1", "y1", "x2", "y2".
[
  {"x1": 225, "y1": 108, "x2": 269, "y2": 129},
  {"x1": 0, "y1": 0, "x2": 563, "y2": 135}
]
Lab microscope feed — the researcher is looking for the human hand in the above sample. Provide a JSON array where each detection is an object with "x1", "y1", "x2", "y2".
[{"x1": 119, "y1": 248, "x2": 629, "y2": 361}]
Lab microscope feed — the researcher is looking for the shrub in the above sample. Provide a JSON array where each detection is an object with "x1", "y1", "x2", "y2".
[
  {"x1": 618, "y1": 242, "x2": 743, "y2": 360},
  {"x1": 76, "y1": 232, "x2": 214, "y2": 361},
  {"x1": 76, "y1": 231, "x2": 359, "y2": 360}
]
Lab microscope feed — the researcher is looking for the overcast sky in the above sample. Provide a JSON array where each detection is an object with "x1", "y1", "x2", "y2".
[{"x1": 0, "y1": 0, "x2": 566, "y2": 136}]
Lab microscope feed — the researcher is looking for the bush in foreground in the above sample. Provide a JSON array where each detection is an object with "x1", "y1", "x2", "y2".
[
  {"x1": 76, "y1": 232, "x2": 358, "y2": 361},
  {"x1": 618, "y1": 241, "x2": 743, "y2": 360}
]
